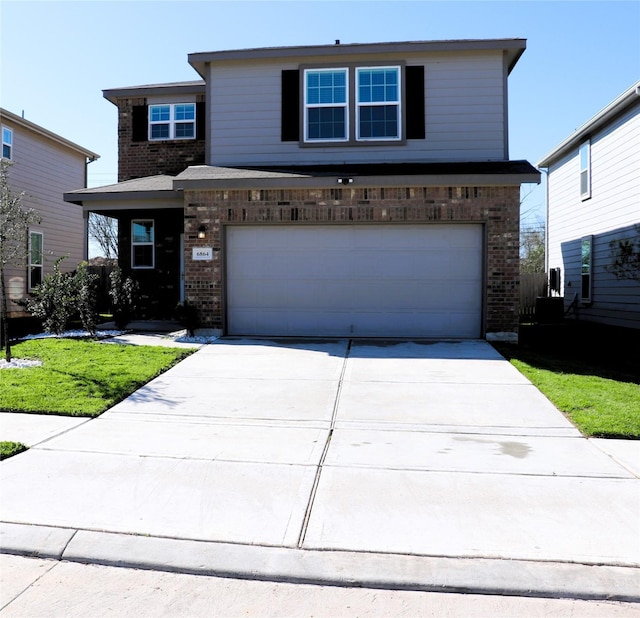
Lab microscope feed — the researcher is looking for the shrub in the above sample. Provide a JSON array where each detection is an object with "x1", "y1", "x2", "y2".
[
  {"x1": 23, "y1": 258, "x2": 99, "y2": 335},
  {"x1": 174, "y1": 301, "x2": 199, "y2": 337}
]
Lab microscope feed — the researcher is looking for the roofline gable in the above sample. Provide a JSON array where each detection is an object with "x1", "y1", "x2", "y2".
[{"x1": 538, "y1": 81, "x2": 640, "y2": 168}]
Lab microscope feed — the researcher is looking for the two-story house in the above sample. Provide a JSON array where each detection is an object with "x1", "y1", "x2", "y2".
[
  {"x1": 538, "y1": 82, "x2": 640, "y2": 331},
  {"x1": 1, "y1": 108, "x2": 99, "y2": 320},
  {"x1": 65, "y1": 38, "x2": 540, "y2": 340}
]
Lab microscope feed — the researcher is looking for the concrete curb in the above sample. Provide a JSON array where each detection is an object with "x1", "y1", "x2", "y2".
[{"x1": 2, "y1": 523, "x2": 639, "y2": 602}]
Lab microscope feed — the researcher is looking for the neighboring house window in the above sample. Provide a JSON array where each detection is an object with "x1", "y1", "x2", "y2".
[
  {"x1": 581, "y1": 235, "x2": 593, "y2": 302},
  {"x1": 29, "y1": 231, "x2": 43, "y2": 289},
  {"x1": 132, "y1": 220, "x2": 154, "y2": 268},
  {"x1": 579, "y1": 141, "x2": 591, "y2": 199},
  {"x1": 304, "y1": 68, "x2": 348, "y2": 142},
  {"x1": 356, "y1": 67, "x2": 401, "y2": 140},
  {"x1": 149, "y1": 103, "x2": 196, "y2": 140},
  {"x1": 2, "y1": 126, "x2": 13, "y2": 159}
]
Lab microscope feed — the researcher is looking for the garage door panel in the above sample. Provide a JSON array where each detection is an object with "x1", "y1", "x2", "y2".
[{"x1": 226, "y1": 225, "x2": 482, "y2": 337}]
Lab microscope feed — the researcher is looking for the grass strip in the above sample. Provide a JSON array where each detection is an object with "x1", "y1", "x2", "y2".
[
  {"x1": 494, "y1": 343, "x2": 640, "y2": 439},
  {"x1": 0, "y1": 338, "x2": 194, "y2": 417},
  {"x1": 0, "y1": 441, "x2": 28, "y2": 460}
]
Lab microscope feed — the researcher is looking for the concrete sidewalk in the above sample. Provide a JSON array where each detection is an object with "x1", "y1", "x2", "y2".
[{"x1": 1, "y1": 338, "x2": 639, "y2": 604}]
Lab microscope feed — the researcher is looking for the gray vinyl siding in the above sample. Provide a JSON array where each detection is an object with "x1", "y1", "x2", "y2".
[
  {"x1": 207, "y1": 51, "x2": 507, "y2": 166},
  {"x1": 546, "y1": 102, "x2": 640, "y2": 329},
  {"x1": 3, "y1": 118, "x2": 88, "y2": 313}
]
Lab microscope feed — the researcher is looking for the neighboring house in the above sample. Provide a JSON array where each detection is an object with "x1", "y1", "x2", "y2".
[
  {"x1": 0, "y1": 108, "x2": 99, "y2": 318},
  {"x1": 65, "y1": 38, "x2": 540, "y2": 340},
  {"x1": 538, "y1": 82, "x2": 640, "y2": 331}
]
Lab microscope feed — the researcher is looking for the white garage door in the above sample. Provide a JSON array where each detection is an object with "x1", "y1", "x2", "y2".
[{"x1": 226, "y1": 224, "x2": 483, "y2": 338}]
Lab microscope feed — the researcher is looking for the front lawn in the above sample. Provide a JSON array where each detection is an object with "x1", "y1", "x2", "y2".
[
  {"x1": 494, "y1": 327, "x2": 640, "y2": 438},
  {"x1": 0, "y1": 338, "x2": 194, "y2": 416}
]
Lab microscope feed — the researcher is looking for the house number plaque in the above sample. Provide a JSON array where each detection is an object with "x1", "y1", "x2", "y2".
[{"x1": 192, "y1": 247, "x2": 213, "y2": 261}]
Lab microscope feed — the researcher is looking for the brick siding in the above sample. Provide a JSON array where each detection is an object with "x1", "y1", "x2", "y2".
[
  {"x1": 182, "y1": 184, "x2": 521, "y2": 337},
  {"x1": 115, "y1": 97, "x2": 206, "y2": 181}
]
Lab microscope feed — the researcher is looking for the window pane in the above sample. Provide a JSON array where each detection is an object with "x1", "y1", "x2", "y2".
[
  {"x1": 150, "y1": 124, "x2": 170, "y2": 139},
  {"x1": 2, "y1": 127, "x2": 12, "y2": 144},
  {"x1": 580, "y1": 170, "x2": 589, "y2": 196},
  {"x1": 581, "y1": 237, "x2": 591, "y2": 274},
  {"x1": 358, "y1": 68, "x2": 399, "y2": 103},
  {"x1": 133, "y1": 245, "x2": 153, "y2": 268},
  {"x1": 580, "y1": 143, "x2": 589, "y2": 169},
  {"x1": 30, "y1": 266, "x2": 42, "y2": 289},
  {"x1": 30, "y1": 233, "x2": 43, "y2": 265},
  {"x1": 174, "y1": 104, "x2": 195, "y2": 120},
  {"x1": 307, "y1": 70, "x2": 346, "y2": 105},
  {"x1": 359, "y1": 105, "x2": 398, "y2": 138},
  {"x1": 308, "y1": 107, "x2": 345, "y2": 139},
  {"x1": 132, "y1": 221, "x2": 154, "y2": 243},
  {"x1": 150, "y1": 106, "x2": 170, "y2": 122},
  {"x1": 175, "y1": 122, "x2": 195, "y2": 138},
  {"x1": 2, "y1": 144, "x2": 10, "y2": 159}
]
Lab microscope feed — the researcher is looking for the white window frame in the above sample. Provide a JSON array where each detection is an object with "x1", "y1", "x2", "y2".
[
  {"x1": 579, "y1": 141, "x2": 591, "y2": 200},
  {"x1": 581, "y1": 235, "x2": 593, "y2": 303},
  {"x1": 356, "y1": 66, "x2": 401, "y2": 141},
  {"x1": 148, "y1": 103, "x2": 196, "y2": 141},
  {"x1": 131, "y1": 219, "x2": 155, "y2": 269},
  {"x1": 2, "y1": 126, "x2": 13, "y2": 160},
  {"x1": 303, "y1": 68, "x2": 349, "y2": 143},
  {"x1": 28, "y1": 231, "x2": 43, "y2": 290}
]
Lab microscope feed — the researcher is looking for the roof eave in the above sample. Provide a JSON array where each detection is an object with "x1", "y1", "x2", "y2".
[
  {"x1": 64, "y1": 189, "x2": 182, "y2": 205},
  {"x1": 175, "y1": 172, "x2": 540, "y2": 191},
  {"x1": 0, "y1": 108, "x2": 100, "y2": 161},
  {"x1": 538, "y1": 81, "x2": 640, "y2": 168},
  {"x1": 188, "y1": 38, "x2": 527, "y2": 79}
]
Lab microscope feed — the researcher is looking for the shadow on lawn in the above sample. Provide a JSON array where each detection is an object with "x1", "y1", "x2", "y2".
[{"x1": 494, "y1": 321, "x2": 640, "y2": 385}]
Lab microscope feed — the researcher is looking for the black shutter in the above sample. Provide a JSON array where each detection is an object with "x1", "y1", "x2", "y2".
[
  {"x1": 132, "y1": 105, "x2": 148, "y2": 142},
  {"x1": 405, "y1": 66, "x2": 425, "y2": 140},
  {"x1": 196, "y1": 102, "x2": 206, "y2": 140},
  {"x1": 281, "y1": 70, "x2": 300, "y2": 141}
]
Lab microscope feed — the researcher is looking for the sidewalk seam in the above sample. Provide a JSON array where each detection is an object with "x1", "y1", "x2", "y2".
[{"x1": 296, "y1": 340, "x2": 352, "y2": 548}]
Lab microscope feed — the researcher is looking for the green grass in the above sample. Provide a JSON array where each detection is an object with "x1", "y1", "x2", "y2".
[
  {"x1": 0, "y1": 441, "x2": 28, "y2": 460},
  {"x1": 0, "y1": 338, "x2": 194, "y2": 416},
  {"x1": 494, "y1": 336, "x2": 640, "y2": 439}
]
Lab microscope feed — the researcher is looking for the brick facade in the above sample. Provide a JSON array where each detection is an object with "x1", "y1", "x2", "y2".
[
  {"x1": 116, "y1": 96, "x2": 206, "y2": 181},
  {"x1": 182, "y1": 184, "x2": 521, "y2": 337}
]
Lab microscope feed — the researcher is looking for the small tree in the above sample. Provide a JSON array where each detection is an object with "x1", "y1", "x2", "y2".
[
  {"x1": 24, "y1": 257, "x2": 77, "y2": 335},
  {"x1": 0, "y1": 160, "x2": 40, "y2": 361},
  {"x1": 520, "y1": 224, "x2": 546, "y2": 274},
  {"x1": 88, "y1": 213, "x2": 118, "y2": 259},
  {"x1": 606, "y1": 226, "x2": 640, "y2": 282},
  {"x1": 74, "y1": 261, "x2": 100, "y2": 336}
]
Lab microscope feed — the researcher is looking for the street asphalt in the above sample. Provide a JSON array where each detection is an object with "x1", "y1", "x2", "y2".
[{"x1": 1, "y1": 333, "x2": 639, "y2": 614}]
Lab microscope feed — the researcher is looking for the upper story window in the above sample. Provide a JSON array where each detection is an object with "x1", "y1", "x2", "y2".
[
  {"x1": 149, "y1": 103, "x2": 196, "y2": 140},
  {"x1": 291, "y1": 64, "x2": 423, "y2": 146},
  {"x1": 579, "y1": 141, "x2": 591, "y2": 199},
  {"x1": 356, "y1": 67, "x2": 400, "y2": 140},
  {"x1": 132, "y1": 219, "x2": 154, "y2": 268},
  {"x1": 2, "y1": 126, "x2": 13, "y2": 159},
  {"x1": 304, "y1": 69, "x2": 348, "y2": 142}
]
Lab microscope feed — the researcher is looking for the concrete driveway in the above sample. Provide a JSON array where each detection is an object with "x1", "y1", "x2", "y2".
[{"x1": 1, "y1": 338, "x2": 639, "y2": 600}]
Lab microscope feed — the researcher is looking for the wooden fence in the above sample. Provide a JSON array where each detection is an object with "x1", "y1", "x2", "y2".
[{"x1": 520, "y1": 272, "x2": 548, "y2": 322}]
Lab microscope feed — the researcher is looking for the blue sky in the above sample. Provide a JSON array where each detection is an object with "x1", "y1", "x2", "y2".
[{"x1": 2, "y1": 0, "x2": 639, "y2": 231}]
